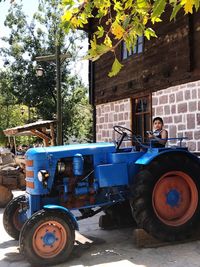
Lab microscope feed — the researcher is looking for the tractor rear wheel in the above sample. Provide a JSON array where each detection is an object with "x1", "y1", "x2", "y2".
[
  {"x1": 19, "y1": 209, "x2": 75, "y2": 266},
  {"x1": 130, "y1": 153, "x2": 200, "y2": 242}
]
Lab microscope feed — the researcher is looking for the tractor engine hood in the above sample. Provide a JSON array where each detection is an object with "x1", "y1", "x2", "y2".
[{"x1": 26, "y1": 142, "x2": 116, "y2": 160}]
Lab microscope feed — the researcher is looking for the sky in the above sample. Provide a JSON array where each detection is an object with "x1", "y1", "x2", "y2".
[{"x1": 0, "y1": 0, "x2": 88, "y2": 85}]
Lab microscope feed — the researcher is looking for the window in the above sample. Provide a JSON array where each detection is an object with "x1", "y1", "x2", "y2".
[
  {"x1": 132, "y1": 95, "x2": 151, "y2": 141},
  {"x1": 122, "y1": 36, "x2": 144, "y2": 60}
]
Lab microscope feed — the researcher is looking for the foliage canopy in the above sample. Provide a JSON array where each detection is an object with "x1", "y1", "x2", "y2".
[
  {"x1": 61, "y1": 0, "x2": 200, "y2": 76},
  {"x1": 0, "y1": 0, "x2": 92, "y2": 145}
]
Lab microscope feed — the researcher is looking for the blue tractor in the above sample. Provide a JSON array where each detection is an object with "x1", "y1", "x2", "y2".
[{"x1": 3, "y1": 126, "x2": 200, "y2": 265}]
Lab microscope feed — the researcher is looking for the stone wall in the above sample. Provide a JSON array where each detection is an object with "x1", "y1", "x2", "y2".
[
  {"x1": 152, "y1": 81, "x2": 200, "y2": 152},
  {"x1": 96, "y1": 99, "x2": 131, "y2": 145},
  {"x1": 96, "y1": 80, "x2": 200, "y2": 153}
]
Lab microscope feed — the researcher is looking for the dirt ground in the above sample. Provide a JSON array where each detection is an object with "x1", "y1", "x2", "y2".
[{"x1": 1, "y1": 191, "x2": 200, "y2": 267}]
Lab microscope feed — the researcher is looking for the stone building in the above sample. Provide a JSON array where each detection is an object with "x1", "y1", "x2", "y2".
[{"x1": 88, "y1": 10, "x2": 200, "y2": 153}]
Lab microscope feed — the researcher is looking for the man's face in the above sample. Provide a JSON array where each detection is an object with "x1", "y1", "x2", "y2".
[{"x1": 153, "y1": 120, "x2": 163, "y2": 130}]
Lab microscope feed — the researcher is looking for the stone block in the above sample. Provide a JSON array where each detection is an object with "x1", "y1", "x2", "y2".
[
  {"x1": 187, "y1": 114, "x2": 195, "y2": 129},
  {"x1": 171, "y1": 105, "x2": 176, "y2": 114},
  {"x1": 105, "y1": 114, "x2": 108, "y2": 123},
  {"x1": 174, "y1": 115, "x2": 182, "y2": 123},
  {"x1": 178, "y1": 103, "x2": 187, "y2": 113},
  {"x1": 169, "y1": 125, "x2": 177, "y2": 139},
  {"x1": 164, "y1": 116, "x2": 173, "y2": 123},
  {"x1": 187, "y1": 141, "x2": 196, "y2": 151},
  {"x1": 124, "y1": 103, "x2": 130, "y2": 111},
  {"x1": 108, "y1": 113, "x2": 114, "y2": 122},
  {"x1": 114, "y1": 114, "x2": 118, "y2": 121},
  {"x1": 156, "y1": 106, "x2": 164, "y2": 115},
  {"x1": 192, "y1": 89, "x2": 197, "y2": 98},
  {"x1": 197, "y1": 113, "x2": 200, "y2": 126},
  {"x1": 194, "y1": 131, "x2": 200, "y2": 140},
  {"x1": 164, "y1": 105, "x2": 170, "y2": 115},
  {"x1": 100, "y1": 117, "x2": 104, "y2": 123},
  {"x1": 178, "y1": 124, "x2": 186, "y2": 130},
  {"x1": 176, "y1": 91, "x2": 183, "y2": 102},
  {"x1": 169, "y1": 93, "x2": 175, "y2": 103},
  {"x1": 187, "y1": 82, "x2": 196, "y2": 88},
  {"x1": 115, "y1": 105, "x2": 119, "y2": 112},
  {"x1": 152, "y1": 97, "x2": 158, "y2": 105},
  {"x1": 120, "y1": 104, "x2": 124, "y2": 111},
  {"x1": 119, "y1": 113, "x2": 124, "y2": 121},
  {"x1": 159, "y1": 95, "x2": 168, "y2": 105},
  {"x1": 185, "y1": 90, "x2": 191, "y2": 100},
  {"x1": 105, "y1": 105, "x2": 110, "y2": 113},
  {"x1": 184, "y1": 131, "x2": 193, "y2": 139},
  {"x1": 189, "y1": 101, "x2": 197, "y2": 112},
  {"x1": 124, "y1": 112, "x2": 129, "y2": 120}
]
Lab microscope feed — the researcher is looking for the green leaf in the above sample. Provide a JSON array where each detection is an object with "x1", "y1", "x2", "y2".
[
  {"x1": 96, "y1": 44, "x2": 110, "y2": 54},
  {"x1": 151, "y1": 0, "x2": 166, "y2": 23},
  {"x1": 123, "y1": 15, "x2": 130, "y2": 29},
  {"x1": 125, "y1": 0, "x2": 133, "y2": 9},
  {"x1": 108, "y1": 58, "x2": 123, "y2": 77},
  {"x1": 194, "y1": 0, "x2": 200, "y2": 10},
  {"x1": 144, "y1": 28, "x2": 157, "y2": 40},
  {"x1": 170, "y1": 3, "x2": 182, "y2": 20},
  {"x1": 96, "y1": 26, "x2": 105, "y2": 38}
]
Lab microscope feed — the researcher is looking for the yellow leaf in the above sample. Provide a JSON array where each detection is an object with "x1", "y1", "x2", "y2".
[
  {"x1": 62, "y1": 10, "x2": 73, "y2": 22},
  {"x1": 104, "y1": 35, "x2": 112, "y2": 47},
  {"x1": 111, "y1": 21, "x2": 125, "y2": 40},
  {"x1": 91, "y1": 37, "x2": 97, "y2": 51},
  {"x1": 143, "y1": 16, "x2": 148, "y2": 25},
  {"x1": 183, "y1": 0, "x2": 194, "y2": 13},
  {"x1": 71, "y1": 17, "x2": 79, "y2": 27}
]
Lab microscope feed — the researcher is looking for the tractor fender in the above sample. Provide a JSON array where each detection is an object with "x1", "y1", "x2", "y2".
[
  {"x1": 43, "y1": 204, "x2": 79, "y2": 230},
  {"x1": 135, "y1": 148, "x2": 200, "y2": 166}
]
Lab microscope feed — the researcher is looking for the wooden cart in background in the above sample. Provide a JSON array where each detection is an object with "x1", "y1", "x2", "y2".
[{"x1": 0, "y1": 120, "x2": 56, "y2": 207}]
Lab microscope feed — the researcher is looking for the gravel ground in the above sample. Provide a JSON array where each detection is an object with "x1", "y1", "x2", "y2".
[{"x1": 1, "y1": 191, "x2": 200, "y2": 267}]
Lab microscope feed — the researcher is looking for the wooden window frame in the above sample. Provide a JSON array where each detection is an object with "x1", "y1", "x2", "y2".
[{"x1": 131, "y1": 93, "x2": 152, "y2": 141}]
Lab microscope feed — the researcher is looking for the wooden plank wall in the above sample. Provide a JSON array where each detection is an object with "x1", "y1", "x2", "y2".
[{"x1": 92, "y1": 10, "x2": 200, "y2": 105}]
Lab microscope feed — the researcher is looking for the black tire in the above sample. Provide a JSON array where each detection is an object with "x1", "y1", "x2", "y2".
[
  {"x1": 130, "y1": 153, "x2": 200, "y2": 242},
  {"x1": 3, "y1": 195, "x2": 26, "y2": 240},
  {"x1": 19, "y1": 209, "x2": 75, "y2": 266},
  {"x1": 99, "y1": 214, "x2": 114, "y2": 229},
  {"x1": 101, "y1": 200, "x2": 136, "y2": 229}
]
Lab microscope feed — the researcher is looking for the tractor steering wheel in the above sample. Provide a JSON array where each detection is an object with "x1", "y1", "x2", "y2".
[{"x1": 113, "y1": 125, "x2": 134, "y2": 150}]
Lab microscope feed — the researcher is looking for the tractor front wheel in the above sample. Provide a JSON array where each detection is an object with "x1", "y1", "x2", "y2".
[
  {"x1": 3, "y1": 195, "x2": 27, "y2": 240},
  {"x1": 19, "y1": 209, "x2": 75, "y2": 266},
  {"x1": 131, "y1": 153, "x2": 200, "y2": 241}
]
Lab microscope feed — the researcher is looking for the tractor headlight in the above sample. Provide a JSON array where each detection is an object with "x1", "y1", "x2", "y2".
[{"x1": 37, "y1": 170, "x2": 49, "y2": 182}]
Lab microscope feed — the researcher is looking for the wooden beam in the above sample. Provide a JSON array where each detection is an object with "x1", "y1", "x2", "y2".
[{"x1": 30, "y1": 129, "x2": 50, "y2": 147}]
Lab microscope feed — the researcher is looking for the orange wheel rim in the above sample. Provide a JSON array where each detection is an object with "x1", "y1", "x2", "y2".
[
  {"x1": 32, "y1": 220, "x2": 67, "y2": 258},
  {"x1": 152, "y1": 171, "x2": 198, "y2": 226}
]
